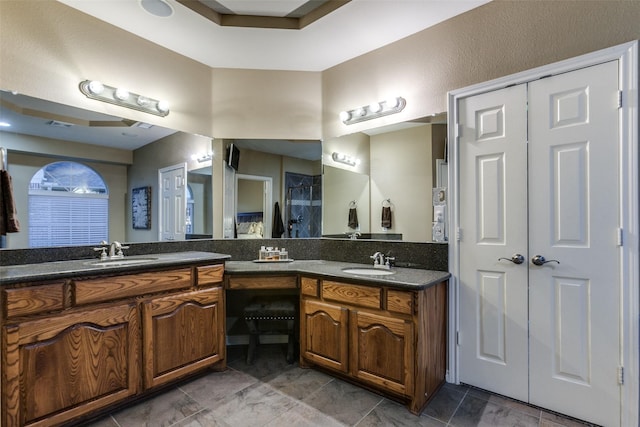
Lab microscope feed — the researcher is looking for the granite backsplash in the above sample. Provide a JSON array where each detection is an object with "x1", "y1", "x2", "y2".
[{"x1": 0, "y1": 239, "x2": 448, "y2": 271}]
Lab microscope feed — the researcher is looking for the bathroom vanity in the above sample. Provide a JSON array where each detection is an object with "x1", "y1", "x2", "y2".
[
  {"x1": 0, "y1": 252, "x2": 228, "y2": 427},
  {"x1": 1, "y1": 255, "x2": 449, "y2": 426}
]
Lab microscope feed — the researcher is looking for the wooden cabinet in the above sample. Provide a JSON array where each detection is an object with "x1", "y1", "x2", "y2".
[
  {"x1": 142, "y1": 287, "x2": 225, "y2": 388},
  {"x1": 300, "y1": 299, "x2": 349, "y2": 373},
  {"x1": 1, "y1": 262, "x2": 226, "y2": 427},
  {"x1": 350, "y1": 310, "x2": 414, "y2": 396},
  {"x1": 299, "y1": 276, "x2": 447, "y2": 415},
  {"x1": 2, "y1": 303, "x2": 140, "y2": 427}
]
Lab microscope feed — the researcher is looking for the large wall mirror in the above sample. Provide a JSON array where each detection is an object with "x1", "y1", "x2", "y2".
[
  {"x1": 0, "y1": 89, "x2": 445, "y2": 249},
  {"x1": 322, "y1": 114, "x2": 448, "y2": 243}
]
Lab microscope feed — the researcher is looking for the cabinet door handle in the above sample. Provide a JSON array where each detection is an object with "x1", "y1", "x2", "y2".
[
  {"x1": 531, "y1": 255, "x2": 560, "y2": 266},
  {"x1": 498, "y1": 254, "x2": 525, "y2": 264}
]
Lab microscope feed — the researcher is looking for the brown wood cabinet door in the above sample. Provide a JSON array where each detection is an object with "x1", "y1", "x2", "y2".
[
  {"x1": 300, "y1": 299, "x2": 349, "y2": 373},
  {"x1": 2, "y1": 303, "x2": 140, "y2": 427},
  {"x1": 350, "y1": 310, "x2": 414, "y2": 396},
  {"x1": 142, "y1": 287, "x2": 225, "y2": 389}
]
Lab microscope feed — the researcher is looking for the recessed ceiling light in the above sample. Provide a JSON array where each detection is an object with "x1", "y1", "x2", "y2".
[{"x1": 140, "y1": 0, "x2": 173, "y2": 17}]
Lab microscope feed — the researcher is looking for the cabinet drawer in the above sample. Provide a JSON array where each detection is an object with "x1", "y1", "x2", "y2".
[
  {"x1": 227, "y1": 275, "x2": 297, "y2": 290},
  {"x1": 322, "y1": 281, "x2": 381, "y2": 310},
  {"x1": 3, "y1": 283, "x2": 66, "y2": 318},
  {"x1": 301, "y1": 277, "x2": 319, "y2": 297},
  {"x1": 197, "y1": 264, "x2": 225, "y2": 287},
  {"x1": 75, "y1": 269, "x2": 192, "y2": 304},
  {"x1": 387, "y1": 289, "x2": 414, "y2": 315}
]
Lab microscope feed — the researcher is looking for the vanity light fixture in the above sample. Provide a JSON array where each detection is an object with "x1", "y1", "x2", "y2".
[
  {"x1": 191, "y1": 152, "x2": 213, "y2": 163},
  {"x1": 332, "y1": 152, "x2": 359, "y2": 167},
  {"x1": 340, "y1": 96, "x2": 406, "y2": 125},
  {"x1": 79, "y1": 80, "x2": 170, "y2": 117}
]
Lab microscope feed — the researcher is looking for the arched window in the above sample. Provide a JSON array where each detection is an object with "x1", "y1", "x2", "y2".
[{"x1": 28, "y1": 161, "x2": 109, "y2": 247}]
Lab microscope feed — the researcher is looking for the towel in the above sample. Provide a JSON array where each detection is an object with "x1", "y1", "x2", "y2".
[
  {"x1": 0, "y1": 170, "x2": 20, "y2": 235},
  {"x1": 348, "y1": 207, "x2": 359, "y2": 229},
  {"x1": 272, "y1": 201, "x2": 285, "y2": 238},
  {"x1": 381, "y1": 206, "x2": 392, "y2": 228}
]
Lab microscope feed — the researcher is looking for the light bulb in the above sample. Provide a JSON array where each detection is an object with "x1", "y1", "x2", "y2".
[
  {"x1": 354, "y1": 107, "x2": 366, "y2": 117},
  {"x1": 385, "y1": 97, "x2": 399, "y2": 109},
  {"x1": 88, "y1": 80, "x2": 104, "y2": 95},
  {"x1": 114, "y1": 88, "x2": 129, "y2": 101},
  {"x1": 369, "y1": 102, "x2": 383, "y2": 113},
  {"x1": 339, "y1": 111, "x2": 351, "y2": 122},
  {"x1": 156, "y1": 100, "x2": 170, "y2": 113}
]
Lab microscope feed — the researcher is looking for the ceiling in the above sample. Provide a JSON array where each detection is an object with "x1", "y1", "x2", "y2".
[
  {"x1": 57, "y1": 0, "x2": 490, "y2": 72},
  {"x1": 1, "y1": 1, "x2": 488, "y2": 156}
]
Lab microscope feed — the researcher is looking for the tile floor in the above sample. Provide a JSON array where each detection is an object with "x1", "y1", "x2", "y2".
[{"x1": 87, "y1": 344, "x2": 597, "y2": 427}]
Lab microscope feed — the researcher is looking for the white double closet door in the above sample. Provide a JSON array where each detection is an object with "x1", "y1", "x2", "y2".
[{"x1": 458, "y1": 61, "x2": 620, "y2": 426}]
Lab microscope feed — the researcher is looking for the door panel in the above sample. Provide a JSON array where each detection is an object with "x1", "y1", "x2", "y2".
[
  {"x1": 528, "y1": 61, "x2": 620, "y2": 426},
  {"x1": 458, "y1": 60, "x2": 621, "y2": 426},
  {"x1": 458, "y1": 84, "x2": 529, "y2": 402},
  {"x1": 160, "y1": 164, "x2": 187, "y2": 241}
]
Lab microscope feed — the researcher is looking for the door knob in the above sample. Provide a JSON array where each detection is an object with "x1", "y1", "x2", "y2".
[
  {"x1": 531, "y1": 255, "x2": 560, "y2": 266},
  {"x1": 498, "y1": 254, "x2": 525, "y2": 264}
]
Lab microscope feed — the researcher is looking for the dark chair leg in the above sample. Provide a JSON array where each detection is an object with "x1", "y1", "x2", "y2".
[{"x1": 247, "y1": 332, "x2": 258, "y2": 365}]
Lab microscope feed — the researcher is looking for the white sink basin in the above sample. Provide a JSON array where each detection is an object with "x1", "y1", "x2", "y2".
[
  {"x1": 85, "y1": 257, "x2": 158, "y2": 267},
  {"x1": 342, "y1": 267, "x2": 395, "y2": 276}
]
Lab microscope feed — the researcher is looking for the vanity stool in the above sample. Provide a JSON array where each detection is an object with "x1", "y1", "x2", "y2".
[{"x1": 243, "y1": 296, "x2": 297, "y2": 365}]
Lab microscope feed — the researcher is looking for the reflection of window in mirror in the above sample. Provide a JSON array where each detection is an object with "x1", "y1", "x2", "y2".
[{"x1": 28, "y1": 161, "x2": 108, "y2": 247}]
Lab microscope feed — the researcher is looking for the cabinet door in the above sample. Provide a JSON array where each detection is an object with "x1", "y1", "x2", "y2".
[
  {"x1": 142, "y1": 287, "x2": 225, "y2": 389},
  {"x1": 3, "y1": 303, "x2": 139, "y2": 427},
  {"x1": 350, "y1": 310, "x2": 414, "y2": 396},
  {"x1": 300, "y1": 299, "x2": 349, "y2": 373}
]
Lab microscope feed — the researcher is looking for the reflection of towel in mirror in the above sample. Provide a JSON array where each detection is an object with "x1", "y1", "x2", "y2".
[
  {"x1": 272, "y1": 202, "x2": 285, "y2": 238},
  {"x1": 0, "y1": 170, "x2": 21, "y2": 235},
  {"x1": 348, "y1": 207, "x2": 359, "y2": 229},
  {"x1": 381, "y1": 206, "x2": 392, "y2": 228}
]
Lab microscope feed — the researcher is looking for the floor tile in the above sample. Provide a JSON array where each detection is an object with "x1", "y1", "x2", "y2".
[
  {"x1": 205, "y1": 382, "x2": 298, "y2": 426},
  {"x1": 357, "y1": 399, "x2": 447, "y2": 427},
  {"x1": 267, "y1": 365, "x2": 335, "y2": 400},
  {"x1": 302, "y1": 377, "x2": 384, "y2": 426},
  {"x1": 450, "y1": 394, "x2": 539, "y2": 427},
  {"x1": 421, "y1": 382, "x2": 467, "y2": 423},
  {"x1": 180, "y1": 368, "x2": 259, "y2": 408},
  {"x1": 110, "y1": 387, "x2": 203, "y2": 427},
  {"x1": 264, "y1": 401, "x2": 347, "y2": 427},
  {"x1": 466, "y1": 387, "x2": 541, "y2": 419}
]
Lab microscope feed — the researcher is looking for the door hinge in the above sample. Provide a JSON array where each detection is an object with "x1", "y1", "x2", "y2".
[
  {"x1": 617, "y1": 90, "x2": 623, "y2": 109},
  {"x1": 617, "y1": 228, "x2": 624, "y2": 246},
  {"x1": 456, "y1": 124, "x2": 462, "y2": 138},
  {"x1": 456, "y1": 228, "x2": 462, "y2": 242},
  {"x1": 618, "y1": 366, "x2": 624, "y2": 385},
  {"x1": 456, "y1": 331, "x2": 460, "y2": 346}
]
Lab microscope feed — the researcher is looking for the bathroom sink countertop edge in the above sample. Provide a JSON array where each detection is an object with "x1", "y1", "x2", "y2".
[
  {"x1": 0, "y1": 251, "x2": 231, "y2": 286},
  {"x1": 225, "y1": 260, "x2": 450, "y2": 290}
]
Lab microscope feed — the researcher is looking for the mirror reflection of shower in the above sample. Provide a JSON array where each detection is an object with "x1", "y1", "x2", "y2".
[{"x1": 285, "y1": 172, "x2": 321, "y2": 238}]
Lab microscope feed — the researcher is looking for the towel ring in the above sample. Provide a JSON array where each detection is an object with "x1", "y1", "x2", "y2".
[
  {"x1": 382, "y1": 198, "x2": 391, "y2": 207},
  {"x1": 349, "y1": 200, "x2": 357, "y2": 208}
]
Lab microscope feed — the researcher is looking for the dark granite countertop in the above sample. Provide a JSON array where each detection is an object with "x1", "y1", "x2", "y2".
[
  {"x1": 0, "y1": 251, "x2": 230, "y2": 286},
  {"x1": 225, "y1": 260, "x2": 450, "y2": 290}
]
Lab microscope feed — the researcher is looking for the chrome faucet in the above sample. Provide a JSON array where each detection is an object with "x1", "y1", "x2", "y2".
[
  {"x1": 109, "y1": 241, "x2": 129, "y2": 259},
  {"x1": 94, "y1": 240, "x2": 129, "y2": 260},
  {"x1": 370, "y1": 251, "x2": 395, "y2": 269},
  {"x1": 348, "y1": 231, "x2": 361, "y2": 240}
]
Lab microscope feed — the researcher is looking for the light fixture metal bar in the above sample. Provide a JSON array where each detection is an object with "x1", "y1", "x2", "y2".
[
  {"x1": 341, "y1": 96, "x2": 406, "y2": 125},
  {"x1": 79, "y1": 80, "x2": 169, "y2": 117}
]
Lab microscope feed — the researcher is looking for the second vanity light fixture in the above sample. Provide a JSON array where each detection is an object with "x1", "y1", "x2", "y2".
[
  {"x1": 339, "y1": 96, "x2": 406, "y2": 125},
  {"x1": 79, "y1": 80, "x2": 170, "y2": 117},
  {"x1": 332, "y1": 152, "x2": 359, "y2": 167}
]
